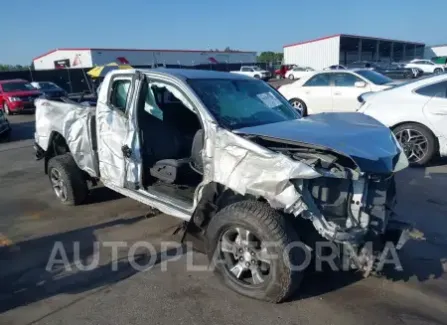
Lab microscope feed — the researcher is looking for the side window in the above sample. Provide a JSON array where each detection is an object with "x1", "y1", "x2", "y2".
[
  {"x1": 303, "y1": 74, "x2": 331, "y2": 87},
  {"x1": 110, "y1": 79, "x2": 131, "y2": 112},
  {"x1": 332, "y1": 73, "x2": 362, "y2": 87},
  {"x1": 241, "y1": 67, "x2": 249, "y2": 72},
  {"x1": 415, "y1": 81, "x2": 447, "y2": 98}
]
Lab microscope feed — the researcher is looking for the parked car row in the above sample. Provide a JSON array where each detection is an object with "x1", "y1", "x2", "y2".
[
  {"x1": 230, "y1": 66, "x2": 271, "y2": 80},
  {"x1": 278, "y1": 69, "x2": 398, "y2": 115},
  {"x1": 0, "y1": 79, "x2": 67, "y2": 115}
]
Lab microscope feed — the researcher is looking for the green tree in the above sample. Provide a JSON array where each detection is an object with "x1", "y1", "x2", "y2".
[
  {"x1": 257, "y1": 52, "x2": 283, "y2": 64},
  {"x1": 0, "y1": 64, "x2": 30, "y2": 71}
]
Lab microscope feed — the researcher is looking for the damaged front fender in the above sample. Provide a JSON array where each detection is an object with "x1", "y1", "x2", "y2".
[{"x1": 198, "y1": 125, "x2": 403, "y2": 246}]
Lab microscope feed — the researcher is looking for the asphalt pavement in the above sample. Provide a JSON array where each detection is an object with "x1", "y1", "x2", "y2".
[{"x1": 0, "y1": 113, "x2": 446, "y2": 325}]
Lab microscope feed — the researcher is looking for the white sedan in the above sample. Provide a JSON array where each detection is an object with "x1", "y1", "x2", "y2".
[
  {"x1": 405, "y1": 59, "x2": 445, "y2": 75},
  {"x1": 284, "y1": 66, "x2": 314, "y2": 80},
  {"x1": 358, "y1": 74, "x2": 447, "y2": 166},
  {"x1": 278, "y1": 69, "x2": 397, "y2": 115}
]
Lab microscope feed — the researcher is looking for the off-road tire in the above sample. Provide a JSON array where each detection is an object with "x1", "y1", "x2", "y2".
[
  {"x1": 47, "y1": 153, "x2": 88, "y2": 205},
  {"x1": 393, "y1": 123, "x2": 437, "y2": 167},
  {"x1": 206, "y1": 201, "x2": 307, "y2": 303}
]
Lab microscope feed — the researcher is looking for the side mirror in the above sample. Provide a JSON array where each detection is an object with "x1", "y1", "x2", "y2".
[{"x1": 355, "y1": 81, "x2": 367, "y2": 88}]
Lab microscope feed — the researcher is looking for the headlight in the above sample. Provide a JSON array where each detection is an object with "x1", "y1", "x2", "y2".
[{"x1": 8, "y1": 96, "x2": 21, "y2": 102}]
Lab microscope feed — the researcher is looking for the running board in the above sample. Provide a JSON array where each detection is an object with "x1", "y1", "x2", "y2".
[{"x1": 103, "y1": 182, "x2": 193, "y2": 221}]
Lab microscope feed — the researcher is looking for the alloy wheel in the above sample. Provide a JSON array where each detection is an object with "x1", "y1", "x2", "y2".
[
  {"x1": 50, "y1": 168, "x2": 68, "y2": 201},
  {"x1": 395, "y1": 128, "x2": 429, "y2": 163},
  {"x1": 3, "y1": 103, "x2": 10, "y2": 115},
  {"x1": 291, "y1": 100, "x2": 304, "y2": 115},
  {"x1": 219, "y1": 227, "x2": 271, "y2": 286}
]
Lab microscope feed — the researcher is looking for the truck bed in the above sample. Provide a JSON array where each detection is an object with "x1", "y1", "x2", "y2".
[{"x1": 34, "y1": 98, "x2": 99, "y2": 177}]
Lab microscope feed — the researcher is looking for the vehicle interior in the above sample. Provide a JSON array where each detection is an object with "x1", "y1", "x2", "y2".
[{"x1": 135, "y1": 78, "x2": 204, "y2": 206}]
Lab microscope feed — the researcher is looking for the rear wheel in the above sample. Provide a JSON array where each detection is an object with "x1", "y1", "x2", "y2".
[
  {"x1": 289, "y1": 98, "x2": 307, "y2": 116},
  {"x1": 393, "y1": 123, "x2": 437, "y2": 166},
  {"x1": 47, "y1": 153, "x2": 88, "y2": 205},
  {"x1": 288, "y1": 74, "x2": 295, "y2": 80},
  {"x1": 434, "y1": 68, "x2": 443, "y2": 75},
  {"x1": 206, "y1": 201, "x2": 308, "y2": 303}
]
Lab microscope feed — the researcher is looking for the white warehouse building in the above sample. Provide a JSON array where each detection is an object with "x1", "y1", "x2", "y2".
[
  {"x1": 283, "y1": 34, "x2": 425, "y2": 70},
  {"x1": 424, "y1": 44, "x2": 447, "y2": 59},
  {"x1": 32, "y1": 48, "x2": 258, "y2": 70}
]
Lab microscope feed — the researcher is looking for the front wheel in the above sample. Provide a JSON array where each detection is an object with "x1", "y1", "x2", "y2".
[
  {"x1": 254, "y1": 74, "x2": 260, "y2": 79},
  {"x1": 206, "y1": 201, "x2": 308, "y2": 303},
  {"x1": 434, "y1": 68, "x2": 443, "y2": 75},
  {"x1": 3, "y1": 102, "x2": 11, "y2": 115},
  {"x1": 288, "y1": 74, "x2": 295, "y2": 80},
  {"x1": 393, "y1": 123, "x2": 437, "y2": 167},
  {"x1": 47, "y1": 153, "x2": 88, "y2": 205}
]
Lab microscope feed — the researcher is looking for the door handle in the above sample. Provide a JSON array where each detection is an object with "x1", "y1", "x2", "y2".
[
  {"x1": 121, "y1": 145, "x2": 132, "y2": 158},
  {"x1": 334, "y1": 92, "x2": 342, "y2": 95}
]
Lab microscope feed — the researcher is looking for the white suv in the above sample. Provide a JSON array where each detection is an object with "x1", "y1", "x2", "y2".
[{"x1": 405, "y1": 59, "x2": 445, "y2": 74}]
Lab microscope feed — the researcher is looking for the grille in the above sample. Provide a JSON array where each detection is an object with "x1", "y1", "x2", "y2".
[{"x1": 18, "y1": 94, "x2": 40, "y2": 102}]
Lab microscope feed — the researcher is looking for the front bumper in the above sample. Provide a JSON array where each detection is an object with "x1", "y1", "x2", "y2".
[
  {"x1": 34, "y1": 142, "x2": 45, "y2": 160},
  {"x1": 348, "y1": 219, "x2": 412, "y2": 276},
  {"x1": 8, "y1": 101, "x2": 36, "y2": 112}
]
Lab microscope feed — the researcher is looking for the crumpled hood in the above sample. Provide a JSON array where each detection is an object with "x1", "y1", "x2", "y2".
[{"x1": 235, "y1": 113, "x2": 408, "y2": 174}]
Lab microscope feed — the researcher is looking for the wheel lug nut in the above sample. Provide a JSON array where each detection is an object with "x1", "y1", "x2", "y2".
[
  {"x1": 251, "y1": 260, "x2": 256, "y2": 264},
  {"x1": 239, "y1": 257, "x2": 244, "y2": 262},
  {"x1": 250, "y1": 251, "x2": 255, "y2": 256},
  {"x1": 245, "y1": 262, "x2": 250, "y2": 267},
  {"x1": 239, "y1": 249, "x2": 243, "y2": 253}
]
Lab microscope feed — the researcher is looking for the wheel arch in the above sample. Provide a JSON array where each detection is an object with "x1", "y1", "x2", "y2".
[
  {"x1": 190, "y1": 182, "x2": 283, "y2": 231},
  {"x1": 44, "y1": 131, "x2": 70, "y2": 174}
]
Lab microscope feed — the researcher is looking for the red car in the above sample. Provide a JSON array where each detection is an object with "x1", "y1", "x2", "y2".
[
  {"x1": 273, "y1": 65, "x2": 295, "y2": 79},
  {"x1": 0, "y1": 79, "x2": 42, "y2": 115}
]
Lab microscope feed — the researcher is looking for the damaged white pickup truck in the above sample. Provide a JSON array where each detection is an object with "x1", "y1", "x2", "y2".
[{"x1": 34, "y1": 68, "x2": 412, "y2": 303}]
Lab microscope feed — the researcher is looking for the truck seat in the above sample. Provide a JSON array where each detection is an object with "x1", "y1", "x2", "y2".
[
  {"x1": 140, "y1": 111, "x2": 184, "y2": 165},
  {"x1": 149, "y1": 129, "x2": 204, "y2": 184}
]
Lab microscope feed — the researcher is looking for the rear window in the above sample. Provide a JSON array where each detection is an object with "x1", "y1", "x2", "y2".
[
  {"x1": 355, "y1": 70, "x2": 393, "y2": 85},
  {"x1": 415, "y1": 81, "x2": 447, "y2": 98}
]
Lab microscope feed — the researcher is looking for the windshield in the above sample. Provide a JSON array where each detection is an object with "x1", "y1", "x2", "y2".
[
  {"x1": 2, "y1": 82, "x2": 36, "y2": 92},
  {"x1": 355, "y1": 70, "x2": 393, "y2": 85},
  {"x1": 38, "y1": 82, "x2": 61, "y2": 90},
  {"x1": 188, "y1": 78, "x2": 300, "y2": 129}
]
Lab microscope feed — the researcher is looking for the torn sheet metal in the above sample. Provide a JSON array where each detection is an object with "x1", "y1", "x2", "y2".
[
  {"x1": 35, "y1": 98, "x2": 98, "y2": 176},
  {"x1": 209, "y1": 128, "x2": 321, "y2": 211}
]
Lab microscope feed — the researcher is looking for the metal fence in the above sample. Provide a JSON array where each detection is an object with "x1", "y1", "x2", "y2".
[{"x1": 0, "y1": 63, "x2": 269, "y2": 94}]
